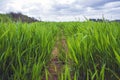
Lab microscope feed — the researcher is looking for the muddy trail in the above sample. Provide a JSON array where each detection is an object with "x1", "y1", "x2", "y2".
[{"x1": 44, "y1": 29, "x2": 68, "y2": 80}]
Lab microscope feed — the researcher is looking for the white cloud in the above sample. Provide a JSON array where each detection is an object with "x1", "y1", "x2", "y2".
[
  {"x1": 103, "y1": 1, "x2": 120, "y2": 8},
  {"x1": 0, "y1": 0, "x2": 120, "y2": 21},
  {"x1": 55, "y1": 0, "x2": 75, "y2": 4}
]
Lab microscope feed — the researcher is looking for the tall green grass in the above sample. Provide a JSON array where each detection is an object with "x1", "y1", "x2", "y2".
[
  {"x1": 61, "y1": 22, "x2": 120, "y2": 80},
  {"x1": 0, "y1": 19, "x2": 120, "y2": 80},
  {"x1": 0, "y1": 21, "x2": 58, "y2": 80}
]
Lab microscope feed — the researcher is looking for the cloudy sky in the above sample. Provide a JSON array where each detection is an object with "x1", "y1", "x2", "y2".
[{"x1": 0, "y1": 0, "x2": 120, "y2": 21}]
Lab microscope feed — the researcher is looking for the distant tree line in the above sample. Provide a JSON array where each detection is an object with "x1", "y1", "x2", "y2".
[
  {"x1": 89, "y1": 18, "x2": 120, "y2": 22},
  {"x1": 0, "y1": 12, "x2": 40, "y2": 23}
]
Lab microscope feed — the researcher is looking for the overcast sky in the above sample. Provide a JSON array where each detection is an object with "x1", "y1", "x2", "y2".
[{"x1": 0, "y1": 0, "x2": 120, "y2": 21}]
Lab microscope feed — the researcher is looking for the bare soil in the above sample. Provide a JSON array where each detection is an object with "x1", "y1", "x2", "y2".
[
  {"x1": 42, "y1": 29, "x2": 68, "y2": 80},
  {"x1": 48, "y1": 31, "x2": 68, "y2": 80}
]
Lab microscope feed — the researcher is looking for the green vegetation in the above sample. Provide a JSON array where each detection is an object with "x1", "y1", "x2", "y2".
[
  {"x1": 0, "y1": 21, "x2": 58, "y2": 80},
  {"x1": 0, "y1": 17, "x2": 120, "y2": 80},
  {"x1": 60, "y1": 22, "x2": 120, "y2": 80}
]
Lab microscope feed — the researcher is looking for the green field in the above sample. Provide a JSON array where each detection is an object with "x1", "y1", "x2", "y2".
[{"x1": 0, "y1": 20, "x2": 120, "y2": 80}]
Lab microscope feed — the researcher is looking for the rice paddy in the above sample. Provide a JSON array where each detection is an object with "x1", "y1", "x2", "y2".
[{"x1": 0, "y1": 20, "x2": 120, "y2": 80}]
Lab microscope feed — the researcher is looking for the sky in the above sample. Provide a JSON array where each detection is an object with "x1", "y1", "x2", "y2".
[{"x1": 0, "y1": 0, "x2": 120, "y2": 21}]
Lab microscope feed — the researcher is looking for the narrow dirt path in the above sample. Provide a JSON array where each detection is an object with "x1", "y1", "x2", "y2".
[
  {"x1": 48, "y1": 42, "x2": 61, "y2": 80},
  {"x1": 46, "y1": 29, "x2": 68, "y2": 80}
]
